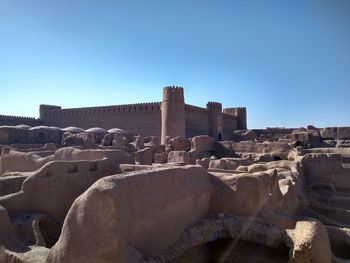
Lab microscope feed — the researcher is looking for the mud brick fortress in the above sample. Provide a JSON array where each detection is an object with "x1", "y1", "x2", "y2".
[
  {"x1": 2, "y1": 87, "x2": 350, "y2": 263},
  {"x1": 34, "y1": 86, "x2": 246, "y2": 141}
]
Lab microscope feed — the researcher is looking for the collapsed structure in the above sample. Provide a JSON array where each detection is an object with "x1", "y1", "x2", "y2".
[{"x1": 0, "y1": 88, "x2": 350, "y2": 263}]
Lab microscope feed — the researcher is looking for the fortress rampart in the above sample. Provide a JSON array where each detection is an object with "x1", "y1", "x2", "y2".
[
  {"x1": 0, "y1": 114, "x2": 42, "y2": 127},
  {"x1": 41, "y1": 102, "x2": 162, "y2": 137},
  {"x1": 1, "y1": 87, "x2": 247, "y2": 140},
  {"x1": 185, "y1": 104, "x2": 209, "y2": 138},
  {"x1": 223, "y1": 107, "x2": 247, "y2": 130}
]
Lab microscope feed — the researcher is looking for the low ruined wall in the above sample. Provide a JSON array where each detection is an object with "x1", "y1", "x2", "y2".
[
  {"x1": 0, "y1": 149, "x2": 53, "y2": 175},
  {"x1": 47, "y1": 166, "x2": 213, "y2": 262},
  {"x1": 0, "y1": 158, "x2": 118, "y2": 223},
  {"x1": 252, "y1": 128, "x2": 296, "y2": 138},
  {"x1": 302, "y1": 152, "x2": 350, "y2": 190},
  {"x1": 321, "y1": 127, "x2": 350, "y2": 140},
  {"x1": 217, "y1": 141, "x2": 290, "y2": 155},
  {"x1": 0, "y1": 175, "x2": 28, "y2": 197},
  {"x1": 54, "y1": 147, "x2": 133, "y2": 164}
]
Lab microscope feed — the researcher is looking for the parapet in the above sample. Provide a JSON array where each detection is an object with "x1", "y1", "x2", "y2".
[
  {"x1": 206, "y1": 101, "x2": 222, "y2": 111},
  {"x1": 40, "y1": 104, "x2": 62, "y2": 119},
  {"x1": 222, "y1": 113, "x2": 237, "y2": 120},
  {"x1": 163, "y1": 86, "x2": 184, "y2": 102},
  {"x1": 41, "y1": 102, "x2": 162, "y2": 120},
  {"x1": 223, "y1": 107, "x2": 246, "y2": 115},
  {"x1": 0, "y1": 114, "x2": 38, "y2": 121},
  {"x1": 224, "y1": 107, "x2": 247, "y2": 130},
  {"x1": 40, "y1": 104, "x2": 62, "y2": 111},
  {"x1": 0, "y1": 114, "x2": 42, "y2": 127},
  {"x1": 185, "y1": 104, "x2": 208, "y2": 116}
]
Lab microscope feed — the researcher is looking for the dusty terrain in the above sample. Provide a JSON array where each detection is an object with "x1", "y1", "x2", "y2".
[{"x1": 0, "y1": 124, "x2": 350, "y2": 262}]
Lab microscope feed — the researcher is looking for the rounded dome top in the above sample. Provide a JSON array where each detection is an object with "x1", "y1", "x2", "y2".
[
  {"x1": 108, "y1": 128, "x2": 127, "y2": 134},
  {"x1": 29, "y1": 126, "x2": 62, "y2": 131},
  {"x1": 85, "y1": 127, "x2": 108, "y2": 134},
  {"x1": 62, "y1": 126, "x2": 85, "y2": 133},
  {"x1": 15, "y1": 124, "x2": 32, "y2": 130}
]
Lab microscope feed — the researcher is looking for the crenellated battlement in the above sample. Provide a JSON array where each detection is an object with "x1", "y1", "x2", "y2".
[
  {"x1": 163, "y1": 86, "x2": 184, "y2": 102},
  {"x1": 185, "y1": 104, "x2": 208, "y2": 116},
  {"x1": 0, "y1": 114, "x2": 38, "y2": 121},
  {"x1": 40, "y1": 104, "x2": 62, "y2": 111},
  {"x1": 161, "y1": 86, "x2": 186, "y2": 143},
  {"x1": 40, "y1": 104, "x2": 62, "y2": 119},
  {"x1": 35, "y1": 86, "x2": 246, "y2": 138},
  {"x1": 40, "y1": 104, "x2": 61, "y2": 108},
  {"x1": 223, "y1": 107, "x2": 247, "y2": 130},
  {"x1": 223, "y1": 107, "x2": 246, "y2": 114},
  {"x1": 222, "y1": 113, "x2": 237, "y2": 120},
  {"x1": 163, "y1": 85, "x2": 183, "y2": 90},
  {"x1": 206, "y1": 101, "x2": 222, "y2": 111},
  {"x1": 41, "y1": 102, "x2": 162, "y2": 119},
  {"x1": 0, "y1": 114, "x2": 42, "y2": 126},
  {"x1": 0, "y1": 86, "x2": 248, "y2": 141}
]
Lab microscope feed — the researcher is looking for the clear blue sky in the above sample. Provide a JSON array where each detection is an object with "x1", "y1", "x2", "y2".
[{"x1": 0, "y1": 0, "x2": 349, "y2": 128}]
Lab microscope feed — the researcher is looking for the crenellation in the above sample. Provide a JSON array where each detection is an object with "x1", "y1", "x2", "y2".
[
  {"x1": 161, "y1": 86, "x2": 186, "y2": 143},
  {"x1": 0, "y1": 2, "x2": 348, "y2": 260},
  {"x1": 222, "y1": 113, "x2": 237, "y2": 120},
  {"x1": 185, "y1": 104, "x2": 208, "y2": 116},
  {"x1": 223, "y1": 107, "x2": 247, "y2": 130},
  {"x1": 43, "y1": 102, "x2": 161, "y2": 114},
  {"x1": 2, "y1": 87, "x2": 245, "y2": 140},
  {"x1": 0, "y1": 114, "x2": 42, "y2": 126},
  {"x1": 2, "y1": 104, "x2": 350, "y2": 263},
  {"x1": 206, "y1": 101, "x2": 222, "y2": 111},
  {"x1": 41, "y1": 102, "x2": 162, "y2": 124},
  {"x1": 163, "y1": 86, "x2": 184, "y2": 102}
]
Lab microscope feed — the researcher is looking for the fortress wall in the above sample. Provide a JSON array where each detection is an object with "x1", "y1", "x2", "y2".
[
  {"x1": 223, "y1": 107, "x2": 247, "y2": 130},
  {"x1": 222, "y1": 113, "x2": 237, "y2": 139},
  {"x1": 41, "y1": 102, "x2": 162, "y2": 137},
  {"x1": 184, "y1": 104, "x2": 209, "y2": 138},
  {"x1": 0, "y1": 115, "x2": 42, "y2": 127}
]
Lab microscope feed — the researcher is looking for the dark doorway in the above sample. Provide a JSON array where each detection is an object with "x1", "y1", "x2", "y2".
[{"x1": 218, "y1": 133, "x2": 222, "y2": 141}]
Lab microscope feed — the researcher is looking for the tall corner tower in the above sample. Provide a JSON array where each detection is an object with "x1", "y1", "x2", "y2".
[
  {"x1": 223, "y1": 107, "x2": 247, "y2": 130},
  {"x1": 39, "y1": 104, "x2": 62, "y2": 120},
  {"x1": 161, "y1": 86, "x2": 186, "y2": 144},
  {"x1": 206, "y1": 102, "x2": 223, "y2": 140}
]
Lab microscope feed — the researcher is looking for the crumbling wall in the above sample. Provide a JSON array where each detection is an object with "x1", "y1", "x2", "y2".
[
  {"x1": 0, "y1": 158, "x2": 118, "y2": 223},
  {"x1": 47, "y1": 166, "x2": 213, "y2": 262}
]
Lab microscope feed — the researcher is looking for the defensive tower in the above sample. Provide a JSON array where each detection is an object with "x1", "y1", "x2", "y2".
[
  {"x1": 206, "y1": 102, "x2": 223, "y2": 140},
  {"x1": 39, "y1": 104, "x2": 62, "y2": 120},
  {"x1": 161, "y1": 86, "x2": 186, "y2": 144},
  {"x1": 223, "y1": 107, "x2": 247, "y2": 130}
]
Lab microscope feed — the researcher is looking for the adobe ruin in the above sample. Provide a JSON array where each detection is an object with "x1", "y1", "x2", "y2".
[
  {"x1": 0, "y1": 86, "x2": 247, "y2": 142},
  {"x1": 0, "y1": 87, "x2": 349, "y2": 263}
]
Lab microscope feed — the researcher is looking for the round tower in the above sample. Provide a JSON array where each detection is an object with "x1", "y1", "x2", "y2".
[
  {"x1": 206, "y1": 102, "x2": 223, "y2": 140},
  {"x1": 161, "y1": 86, "x2": 186, "y2": 144}
]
